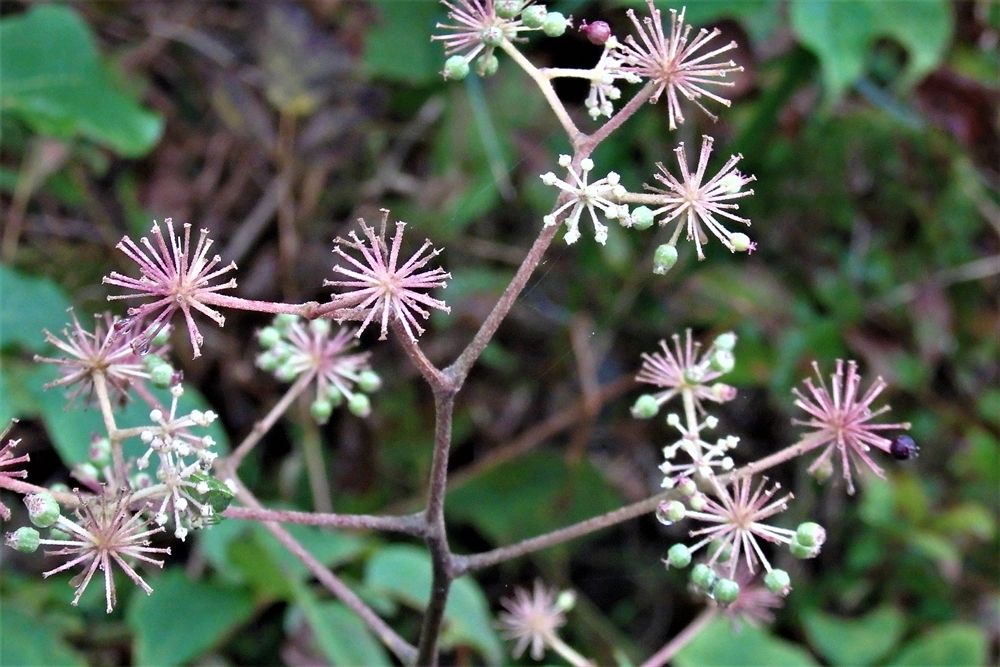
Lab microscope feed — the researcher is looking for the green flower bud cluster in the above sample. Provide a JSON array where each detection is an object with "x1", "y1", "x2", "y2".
[
  {"x1": 437, "y1": 4, "x2": 568, "y2": 82},
  {"x1": 257, "y1": 315, "x2": 381, "y2": 425},
  {"x1": 143, "y1": 352, "x2": 177, "y2": 388}
]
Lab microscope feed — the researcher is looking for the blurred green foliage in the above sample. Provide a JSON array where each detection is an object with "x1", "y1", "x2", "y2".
[{"x1": 1, "y1": 1, "x2": 997, "y2": 665}]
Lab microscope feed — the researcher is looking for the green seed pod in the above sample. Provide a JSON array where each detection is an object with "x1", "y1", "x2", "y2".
[
  {"x1": 25, "y1": 492, "x2": 60, "y2": 528},
  {"x1": 443, "y1": 55, "x2": 470, "y2": 81},
  {"x1": 480, "y1": 25, "x2": 505, "y2": 47},
  {"x1": 662, "y1": 500, "x2": 686, "y2": 523},
  {"x1": 273, "y1": 314, "x2": 298, "y2": 332},
  {"x1": 475, "y1": 53, "x2": 499, "y2": 77},
  {"x1": 311, "y1": 399, "x2": 333, "y2": 424},
  {"x1": 710, "y1": 349, "x2": 735, "y2": 374},
  {"x1": 256, "y1": 351, "x2": 279, "y2": 372},
  {"x1": 688, "y1": 493, "x2": 708, "y2": 511},
  {"x1": 676, "y1": 477, "x2": 697, "y2": 497},
  {"x1": 666, "y1": 543, "x2": 692, "y2": 569},
  {"x1": 348, "y1": 393, "x2": 372, "y2": 418},
  {"x1": 309, "y1": 318, "x2": 331, "y2": 336},
  {"x1": 6, "y1": 527, "x2": 40, "y2": 553},
  {"x1": 630, "y1": 206, "x2": 655, "y2": 230},
  {"x1": 764, "y1": 568, "x2": 791, "y2": 595},
  {"x1": 521, "y1": 5, "x2": 547, "y2": 28},
  {"x1": 653, "y1": 244, "x2": 679, "y2": 275},
  {"x1": 708, "y1": 539, "x2": 732, "y2": 563},
  {"x1": 326, "y1": 385, "x2": 344, "y2": 407},
  {"x1": 258, "y1": 327, "x2": 282, "y2": 349},
  {"x1": 542, "y1": 11, "x2": 568, "y2": 37},
  {"x1": 690, "y1": 563, "x2": 717, "y2": 591},
  {"x1": 358, "y1": 370, "x2": 383, "y2": 393},
  {"x1": 151, "y1": 326, "x2": 172, "y2": 347},
  {"x1": 630, "y1": 394, "x2": 659, "y2": 419},
  {"x1": 795, "y1": 522, "x2": 826, "y2": 547},
  {"x1": 275, "y1": 364, "x2": 298, "y2": 383},
  {"x1": 712, "y1": 578, "x2": 740, "y2": 605}
]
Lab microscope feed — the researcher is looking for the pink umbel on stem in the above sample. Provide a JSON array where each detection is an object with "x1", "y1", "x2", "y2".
[
  {"x1": 647, "y1": 135, "x2": 756, "y2": 260},
  {"x1": 103, "y1": 219, "x2": 237, "y2": 358},
  {"x1": 620, "y1": 2, "x2": 742, "y2": 130},
  {"x1": 433, "y1": 0, "x2": 524, "y2": 61},
  {"x1": 34, "y1": 310, "x2": 156, "y2": 404},
  {"x1": 497, "y1": 580, "x2": 568, "y2": 661},
  {"x1": 270, "y1": 318, "x2": 373, "y2": 404},
  {"x1": 40, "y1": 489, "x2": 171, "y2": 613},
  {"x1": 792, "y1": 359, "x2": 912, "y2": 495},
  {"x1": 636, "y1": 329, "x2": 734, "y2": 411},
  {"x1": 0, "y1": 421, "x2": 28, "y2": 521},
  {"x1": 325, "y1": 210, "x2": 450, "y2": 341},
  {"x1": 684, "y1": 476, "x2": 796, "y2": 578}
]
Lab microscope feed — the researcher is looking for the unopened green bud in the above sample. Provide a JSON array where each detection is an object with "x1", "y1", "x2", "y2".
[
  {"x1": 311, "y1": 399, "x2": 333, "y2": 424},
  {"x1": 653, "y1": 244, "x2": 679, "y2": 275},
  {"x1": 676, "y1": 477, "x2": 697, "y2": 497},
  {"x1": 689, "y1": 493, "x2": 708, "y2": 511},
  {"x1": 710, "y1": 349, "x2": 735, "y2": 374},
  {"x1": 542, "y1": 11, "x2": 568, "y2": 37},
  {"x1": 74, "y1": 463, "x2": 98, "y2": 482},
  {"x1": 666, "y1": 543, "x2": 692, "y2": 568},
  {"x1": 443, "y1": 55, "x2": 470, "y2": 81},
  {"x1": 810, "y1": 458, "x2": 834, "y2": 483},
  {"x1": 275, "y1": 364, "x2": 298, "y2": 383},
  {"x1": 789, "y1": 537, "x2": 820, "y2": 559},
  {"x1": 89, "y1": 437, "x2": 111, "y2": 465},
  {"x1": 708, "y1": 539, "x2": 732, "y2": 563},
  {"x1": 711, "y1": 383, "x2": 737, "y2": 402},
  {"x1": 358, "y1": 370, "x2": 382, "y2": 393},
  {"x1": 631, "y1": 394, "x2": 659, "y2": 419},
  {"x1": 731, "y1": 233, "x2": 753, "y2": 253},
  {"x1": 25, "y1": 492, "x2": 60, "y2": 528},
  {"x1": 495, "y1": 0, "x2": 522, "y2": 19},
  {"x1": 150, "y1": 363, "x2": 174, "y2": 388},
  {"x1": 631, "y1": 206, "x2": 655, "y2": 230},
  {"x1": 481, "y1": 25, "x2": 505, "y2": 47},
  {"x1": 521, "y1": 5, "x2": 547, "y2": 28},
  {"x1": 475, "y1": 53, "x2": 499, "y2": 77},
  {"x1": 712, "y1": 578, "x2": 740, "y2": 605},
  {"x1": 795, "y1": 522, "x2": 826, "y2": 547},
  {"x1": 764, "y1": 568, "x2": 791, "y2": 595},
  {"x1": 258, "y1": 327, "x2": 281, "y2": 348},
  {"x1": 659, "y1": 500, "x2": 686, "y2": 524},
  {"x1": 713, "y1": 332, "x2": 737, "y2": 351},
  {"x1": 348, "y1": 393, "x2": 371, "y2": 418},
  {"x1": 256, "y1": 351, "x2": 279, "y2": 372},
  {"x1": 6, "y1": 527, "x2": 40, "y2": 553},
  {"x1": 691, "y1": 563, "x2": 717, "y2": 591},
  {"x1": 555, "y1": 590, "x2": 576, "y2": 612}
]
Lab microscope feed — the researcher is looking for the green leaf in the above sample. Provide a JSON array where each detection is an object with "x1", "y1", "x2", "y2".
[
  {"x1": 363, "y1": 0, "x2": 442, "y2": 84},
  {"x1": 790, "y1": 0, "x2": 953, "y2": 102},
  {"x1": 802, "y1": 606, "x2": 904, "y2": 666},
  {"x1": 128, "y1": 568, "x2": 256, "y2": 667},
  {"x1": 292, "y1": 593, "x2": 392, "y2": 667},
  {"x1": 0, "y1": 605, "x2": 85, "y2": 666},
  {"x1": 364, "y1": 545, "x2": 503, "y2": 664},
  {"x1": 887, "y1": 623, "x2": 987, "y2": 666},
  {"x1": 0, "y1": 5, "x2": 162, "y2": 156},
  {"x1": 0, "y1": 265, "x2": 73, "y2": 352},
  {"x1": 447, "y1": 452, "x2": 622, "y2": 545},
  {"x1": 675, "y1": 618, "x2": 819, "y2": 667}
]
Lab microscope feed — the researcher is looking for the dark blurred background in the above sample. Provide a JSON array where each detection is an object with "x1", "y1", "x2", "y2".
[{"x1": 1, "y1": 1, "x2": 997, "y2": 665}]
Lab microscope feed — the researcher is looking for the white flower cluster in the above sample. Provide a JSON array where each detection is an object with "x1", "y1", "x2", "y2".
[{"x1": 541, "y1": 155, "x2": 630, "y2": 245}]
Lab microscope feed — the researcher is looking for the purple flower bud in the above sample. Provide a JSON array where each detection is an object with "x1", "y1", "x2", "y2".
[{"x1": 579, "y1": 20, "x2": 611, "y2": 45}]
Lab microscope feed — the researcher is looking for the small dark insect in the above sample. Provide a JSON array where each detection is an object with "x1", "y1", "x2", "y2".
[{"x1": 890, "y1": 434, "x2": 919, "y2": 460}]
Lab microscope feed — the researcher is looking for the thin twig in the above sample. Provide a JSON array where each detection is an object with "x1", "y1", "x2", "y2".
[
  {"x1": 640, "y1": 608, "x2": 716, "y2": 667},
  {"x1": 222, "y1": 505, "x2": 426, "y2": 536}
]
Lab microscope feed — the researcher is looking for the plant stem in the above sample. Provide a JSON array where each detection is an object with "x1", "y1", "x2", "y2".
[
  {"x1": 549, "y1": 633, "x2": 594, "y2": 667},
  {"x1": 584, "y1": 83, "x2": 656, "y2": 150},
  {"x1": 226, "y1": 371, "x2": 315, "y2": 470},
  {"x1": 222, "y1": 506, "x2": 426, "y2": 536},
  {"x1": 640, "y1": 608, "x2": 716, "y2": 667},
  {"x1": 92, "y1": 373, "x2": 126, "y2": 484},
  {"x1": 392, "y1": 319, "x2": 449, "y2": 391},
  {"x1": 500, "y1": 39, "x2": 580, "y2": 142}
]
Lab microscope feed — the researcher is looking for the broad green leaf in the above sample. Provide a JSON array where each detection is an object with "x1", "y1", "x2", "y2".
[
  {"x1": 364, "y1": 545, "x2": 503, "y2": 664},
  {"x1": 447, "y1": 451, "x2": 622, "y2": 545},
  {"x1": 0, "y1": 265, "x2": 73, "y2": 352},
  {"x1": 612, "y1": 0, "x2": 782, "y2": 44},
  {"x1": 0, "y1": 606, "x2": 85, "y2": 666},
  {"x1": 291, "y1": 590, "x2": 392, "y2": 667},
  {"x1": 0, "y1": 5, "x2": 163, "y2": 156},
  {"x1": 675, "y1": 618, "x2": 819, "y2": 667},
  {"x1": 363, "y1": 0, "x2": 442, "y2": 84},
  {"x1": 127, "y1": 568, "x2": 256, "y2": 667},
  {"x1": 790, "y1": 0, "x2": 953, "y2": 101},
  {"x1": 887, "y1": 623, "x2": 987, "y2": 666},
  {"x1": 802, "y1": 606, "x2": 904, "y2": 666}
]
